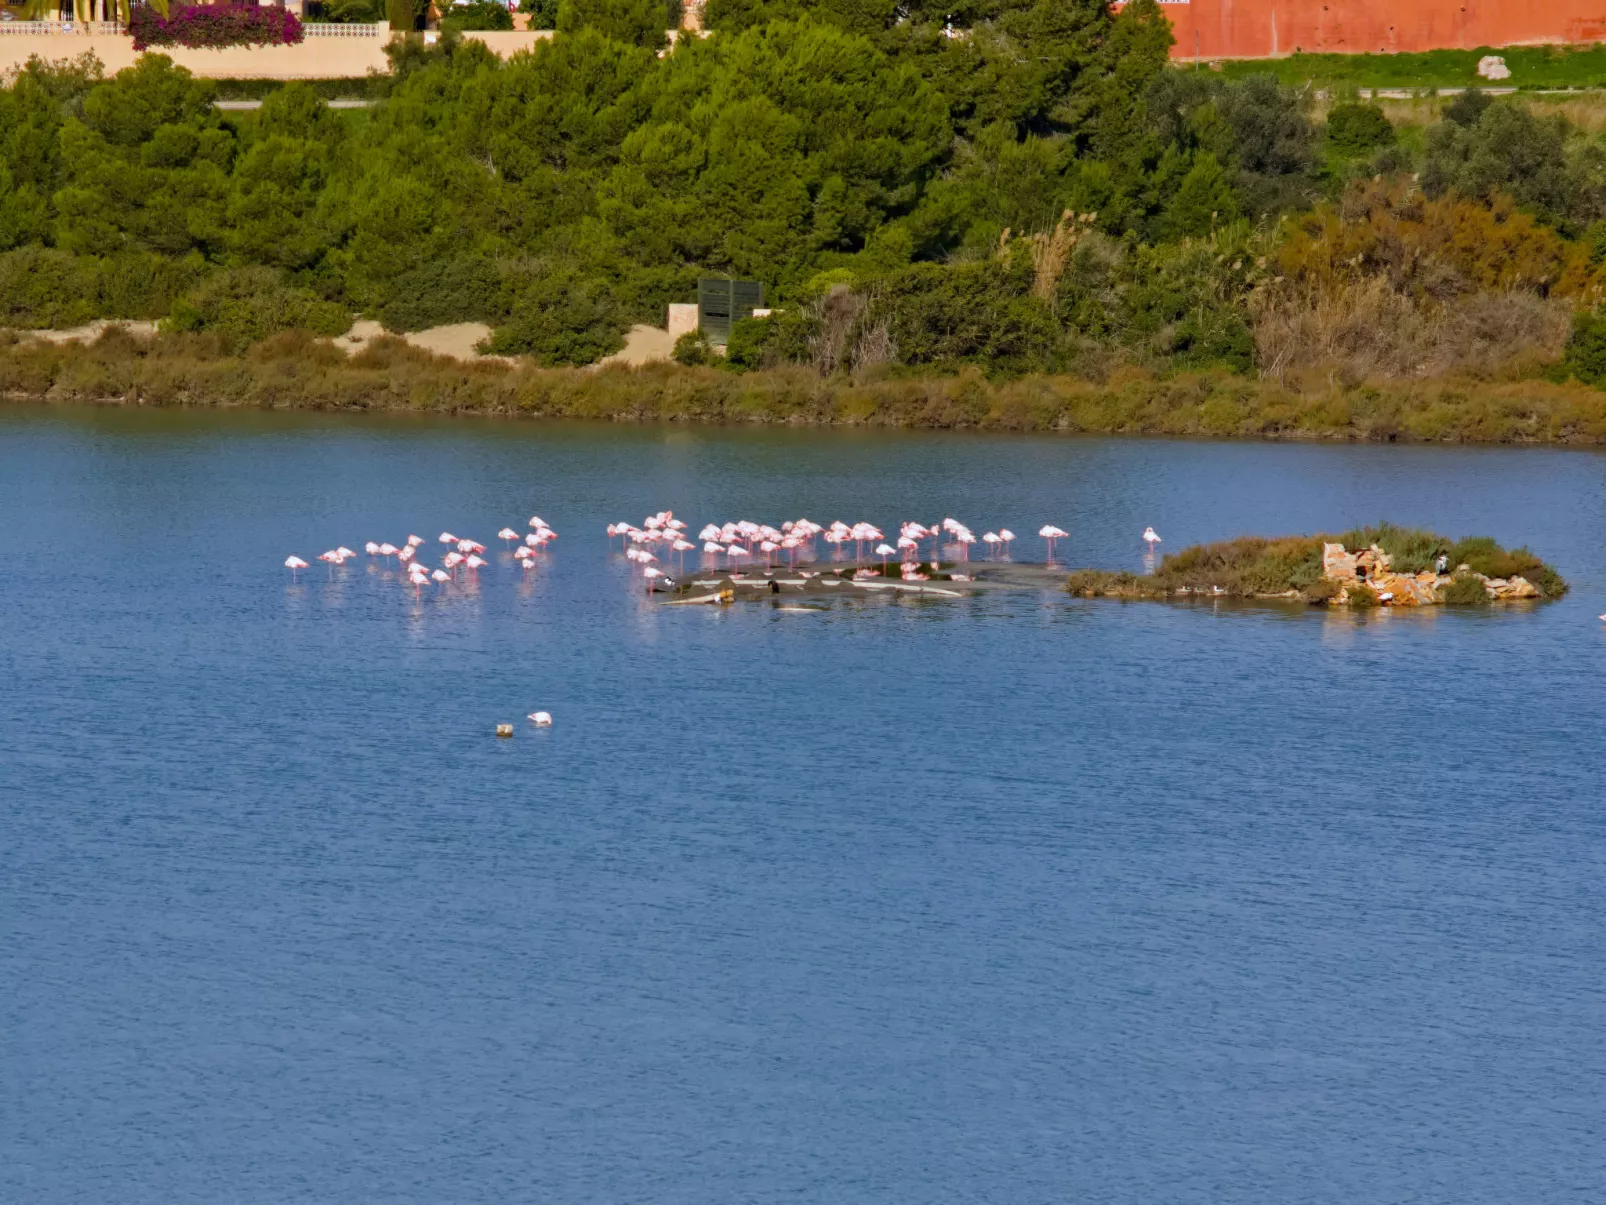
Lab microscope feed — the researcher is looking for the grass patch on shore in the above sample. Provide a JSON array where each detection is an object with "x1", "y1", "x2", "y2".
[
  {"x1": 1216, "y1": 45, "x2": 1606, "y2": 91},
  {"x1": 1066, "y1": 528, "x2": 1566, "y2": 602},
  {"x1": 9, "y1": 327, "x2": 1606, "y2": 448}
]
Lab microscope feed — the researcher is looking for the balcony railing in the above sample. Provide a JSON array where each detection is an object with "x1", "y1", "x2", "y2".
[
  {"x1": 302, "y1": 21, "x2": 388, "y2": 36},
  {"x1": 0, "y1": 20, "x2": 127, "y2": 33},
  {"x1": 0, "y1": 19, "x2": 397, "y2": 36}
]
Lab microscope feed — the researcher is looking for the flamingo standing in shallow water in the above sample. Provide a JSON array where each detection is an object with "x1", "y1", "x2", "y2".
[
  {"x1": 1039, "y1": 525, "x2": 1067, "y2": 561},
  {"x1": 1143, "y1": 527, "x2": 1162, "y2": 553},
  {"x1": 284, "y1": 555, "x2": 308, "y2": 581}
]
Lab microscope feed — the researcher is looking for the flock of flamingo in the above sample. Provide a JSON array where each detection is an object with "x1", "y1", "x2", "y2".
[
  {"x1": 285, "y1": 513, "x2": 1166, "y2": 593},
  {"x1": 283, "y1": 516, "x2": 559, "y2": 588}
]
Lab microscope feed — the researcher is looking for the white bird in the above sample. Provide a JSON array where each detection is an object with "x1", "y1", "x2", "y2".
[
  {"x1": 336, "y1": 546, "x2": 356, "y2": 560},
  {"x1": 284, "y1": 555, "x2": 308, "y2": 580},
  {"x1": 378, "y1": 542, "x2": 398, "y2": 557},
  {"x1": 438, "y1": 532, "x2": 456, "y2": 544},
  {"x1": 528, "y1": 711, "x2": 552, "y2": 726},
  {"x1": 364, "y1": 541, "x2": 380, "y2": 555},
  {"x1": 1143, "y1": 526, "x2": 1162, "y2": 550},
  {"x1": 498, "y1": 528, "x2": 519, "y2": 544},
  {"x1": 529, "y1": 516, "x2": 547, "y2": 529},
  {"x1": 1039, "y1": 525, "x2": 1067, "y2": 560},
  {"x1": 431, "y1": 569, "x2": 450, "y2": 583}
]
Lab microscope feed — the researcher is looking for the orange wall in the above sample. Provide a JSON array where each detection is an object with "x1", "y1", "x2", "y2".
[{"x1": 1157, "y1": 0, "x2": 1606, "y2": 59}]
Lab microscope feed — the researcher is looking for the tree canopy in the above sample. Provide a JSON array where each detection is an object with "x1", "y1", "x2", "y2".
[{"x1": 6, "y1": 9, "x2": 1603, "y2": 380}]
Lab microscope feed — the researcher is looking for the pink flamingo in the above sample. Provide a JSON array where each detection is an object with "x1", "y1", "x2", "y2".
[
  {"x1": 1143, "y1": 527, "x2": 1162, "y2": 552},
  {"x1": 498, "y1": 527, "x2": 519, "y2": 547},
  {"x1": 998, "y1": 529, "x2": 1015, "y2": 558},
  {"x1": 1039, "y1": 525, "x2": 1067, "y2": 561},
  {"x1": 284, "y1": 555, "x2": 308, "y2": 581},
  {"x1": 982, "y1": 532, "x2": 1000, "y2": 558},
  {"x1": 875, "y1": 542, "x2": 896, "y2": 571}
]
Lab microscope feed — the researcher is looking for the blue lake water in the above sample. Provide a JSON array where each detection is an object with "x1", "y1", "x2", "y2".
[{"x1": 3, "y1": 404, "x2": 1605, "y2": 1204}]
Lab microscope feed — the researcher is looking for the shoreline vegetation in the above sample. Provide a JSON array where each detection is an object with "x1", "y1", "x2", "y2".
[
  {"x1": 12, "y1": 15, "x2": 1606, "y2": 423},
  {"x1": 10, "y1": 327, "x2": 1606, "y2": 444},
  {"x1": 1066, "y1": 526, "x2": 1567, "y2": 605}
]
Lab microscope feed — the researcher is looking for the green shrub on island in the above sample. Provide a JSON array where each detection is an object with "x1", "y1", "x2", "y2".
[
  {"x1": 1441, "y1": 573, "x2": 1493, "y2": 605},
  {"x1": 1065, "y1": 529, "x2": 1566, "y2": 604}
]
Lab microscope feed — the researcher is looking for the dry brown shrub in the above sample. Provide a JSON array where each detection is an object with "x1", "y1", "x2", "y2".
[
  {"x1": 1278, "y1": 180, "x2": 1596, "y2": 298},
  {"x1": 1256, "y1": 180, "x2": 1588, "y2": 383},
  {"x1": 1253, "y1": 278, "x2": 1572, "y2": 383}
]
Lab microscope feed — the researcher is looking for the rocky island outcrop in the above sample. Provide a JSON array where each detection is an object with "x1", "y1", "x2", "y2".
[{"x1": 1066, "y1": 526, "x2": 1566, "y2": 607}]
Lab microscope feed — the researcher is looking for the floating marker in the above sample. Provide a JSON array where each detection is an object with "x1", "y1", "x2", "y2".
[{"x1": 496, "y1": 723, "x2": 513, "y2": 738}]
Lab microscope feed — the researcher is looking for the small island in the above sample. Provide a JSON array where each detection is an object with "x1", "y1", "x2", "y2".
[{"x1": 1066, "y1": 525, "x2": 1567, "y2": 607}]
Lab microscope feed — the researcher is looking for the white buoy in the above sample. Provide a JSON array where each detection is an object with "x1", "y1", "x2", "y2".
[{"x1": 528, "y1": 711, "x2": 552, "y2": 726}]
